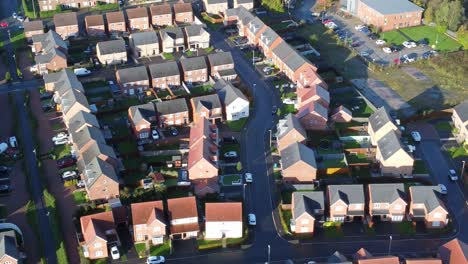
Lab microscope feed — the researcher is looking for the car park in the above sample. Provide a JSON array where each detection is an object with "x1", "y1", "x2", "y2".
[
  {"x1": 382, "y1": 47, "x2": 392, "y2": 53},
  {"x1": 368, "y1": 33, "x2": 378, "y2": 40},
  {"x1": 110, "y1": 246, "x2": 120, "y2": 260},
  {"x1": 17, "y1": 16, "x2": 25, "y2": 22},
  {"x1": 350, "y1": 41, "x2": 361, "y2": 47},
  {"x1": 375, "y1": 39, "x2": 386, "y2": 45},
  {"x1": 448, "y1": 169, "x2": 458, "y2": 181},
  {"x1": 152, "y1": 129, "x2": 159, "y2": 140},
  {"x1": 402, "y1": 54, "x2": 416, "y2": 63},
  {"x1": 438, "y1": 184, "x2": 447, "y2": 195},
  {"x1": 359, "y1": 51, "x2": 370, "y2": 57},
  {"x1": 147, "y1": 256, "x2": 165, "y2": 264},
  {"x1": 0, "y1": 22, "x2": 8, "y2": 28},
  {"x1": 402, "y1": 41, "x2": 417, "y2": 48},
  {"x1": 0, "y1": 166, "x2": 11, "y2": 173},
  {"x1": 354, "y1": 24, "x2": 365, "y2": 30},
  {"x1": 245, "y1": 173, "x2": 253, "y2": 183},
  {"x1": 248, "y1": 213, "x2": 256, "y2": 225},
  {"x1": 224, "y1": 151, "x2": 238, "y2": 158}
]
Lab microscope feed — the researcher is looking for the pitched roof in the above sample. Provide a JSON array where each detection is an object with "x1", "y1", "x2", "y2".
[
  {"x1": 357, "y1": 256, "x2": 400, "y2": 264},
  {"x1": 54, "y1": 12, "x2": 78, "y2": 27},
  {"x1": 85, "y1": 15, "x2": 104, "y2": 27},
  {"x1": 24, "y1": 20, "x2": 44, "y2": 32},
  {"x1": 259, "y1": 27, "x2": 280, "y2": 47},
  {"x1": 160, "y1": 27, "x2": 184, "y2": 41},
  {"x1": 188, "y1": 117, "x2": 217, "y2": 170},
  {"x1": 150, "y1": 3, "x2": 171, "y2": 15},
  {"x1": 328, "y1": 185, "x2": 365, "y2": 206},
  {"x1": 283, "y1": 51, "x2": 308, "y2": 72},
  {"x1": 35, "y1": 47, "x2": 66, "y2": 64},
  {"x1": 272, "y1": 41, "x2": 295, "y2": 60},
  {"x1": 205, "y1": 202, "x2": 242, "y2": 222},
  {"x1": 280, "y1": 142, "x2": 316, "y2": 170},
  {"x1": 247, "y1": 17, "x2": 265, "y2": 35},
  {"x1": 354, "y1": 248, "x2": 373, "y2": 259},
  {"x1": 97, "y1": 39, "x2": 126, "y2": 55},
  {"x1": 327, "y1": 251, "x2": 351, "y2": 263},
  {"x1": 80, "y1": 211, "x2": 115, "y2": 242},
  {"x1": 439, "y1": 239, "x2": 468, "y2": 264},
  {"x1": 293, "y1": 191, "x2": 324, "y2": 218},
  {"x1": 129, "y1": 103, "x2": 155, "y2": 125},
  {"x1": 332, "y1": 105, "x2": 352, "y2": 117},
  {"x1": 206, "y1": 0, "x2": 228, "y2": 4},
  {"x1": 83, "y1": 157, "x2": 118, "y2": 188},
  {"x1": 207, "y1": 51, "x2": 234, "y2": 67},
  {"x1": 0, "y1": 231, "x2": 18, "y2": 261},
  {"x1": 296, "y1": 101, "x2": 328, "y2": 120},
  {"x1": 106, "y1": 11, "x2": 125, "y2": 23},
  {"x1": 377, "y1": 130, "x2": 409, "y2": 161},
  {"x1": 68, "y1": 110, "x2": 100, "y2": 133},
  {"x1": 453, "y1": 100, "x2": 468, "y2": 123},
  {"x1": 191, "y1": 94, "x2": 222, "y2": 112},
  {"x1": 369, "y1": 183, "x2": 406, "y2": 204},
  {"x1": 148, "y1": 61, "x2": 180, "y2": 79},
  {"x1": 277, "y1": 113, "x2": 306, "y2": 141},
  {"x1": 180, "y1": 56, "x2": 207, "y2": 71},
  {"x1": 410, "y1": 186, "x2": 447, "y2": 214},
  {"x1": 130, "y1": 31, "x2": 159, "y2": 46},
  {"x1": 32, "y1": 30, "x2": 68, "y2": 51},
  {"x1": 173, "y1": 2, "x2": 193, "y2": 13},
  {"x1": 368, "y1": 107, "x2": 394, "y2": 133},
  {"x1": 126, "y1": 7, "x2": 149, "y2": 19},
  {"x1": 155, "y1": 98, "x2": 188, "y2": 115},
  {"x1": 185, "y1": 24, "x2": 207, "y2": 37},
  {"x1": 116, "y1": 66, "x2": 149, "y2": 84},
  {"x1": 359, "y1": 0, "x2": 423, "y2": 15},
  {"x1": 60, "y1": 88, "x2": 90, "y2": 116},
  {"x1": 404, "y1": 259, "x2": 442, "y2": 264},
  {"x1": 238, "y1": 6, "x2": 255, "y2": 25},
  {"x1": 131, "y1": 201, "x2": 165, "y2": 226},
  {"x1": 71, "y1": 126, "x2": 106, "y2": 150},
  {"x1": 167, "y1": 196, "x2": 198, "y2": 220},
  {"x1": 81, "y1": 141, "x2": 117, "y2": 167},
  {"x1": 44, "y1": 69, "x2": 82, "y2": 91},
  {"x1": 215, "y1": 79, "x2": 247, "y2": 106}
]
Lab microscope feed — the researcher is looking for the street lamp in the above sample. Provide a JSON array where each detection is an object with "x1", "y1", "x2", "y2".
[
  {"x1": 243, "y1": 183, "x2": 247, "y2": 201},
  {"x1": 461, "y1": 161, "x2": 466, "y2": 184},
  {"x1": 267, "y1": 244, "x2": 271, "y2": 263},
  {"x1": 388, "y1": 235, "x2": 392, "y2": 255}
]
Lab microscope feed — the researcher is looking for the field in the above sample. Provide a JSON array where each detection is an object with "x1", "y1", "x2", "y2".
[{"x1": 399, "y1": 26, "x2": 462, "y2": 52}]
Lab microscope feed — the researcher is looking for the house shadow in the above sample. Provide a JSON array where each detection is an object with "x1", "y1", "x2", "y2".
[{"x1": 407, "y1": 85, "x2": 449, "y2": 113}]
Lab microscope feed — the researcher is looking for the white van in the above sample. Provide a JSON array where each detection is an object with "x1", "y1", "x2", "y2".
[{"x1": 74, "y1": 68, "x2": 91, "y2": 76}]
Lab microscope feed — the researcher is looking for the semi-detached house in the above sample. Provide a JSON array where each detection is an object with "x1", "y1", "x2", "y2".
[
  {"x1": 180, "y1": 56, "x2": 208, "y2": 84},
  {"x1": 127, "y1": 7, "x2": 150, "y2": 32},
  {"x1": 96, "y1": 39, "x2": 127, "y2": 65},
  {"x1": 80, "y1": 211, "x2": 118, "y2": 259},
  {"x1": 106, "y1": 11, "x2": 126, "y2": 35},
  {"x1": 160, "y1": 27, "x2": 185, "y2": 53},
  {"x1": 184, "y1": 25, "x2": 210, "y2": 49},
  {"x1": 207, "y1": 51, "x2": 237, "y2": 81},
  {"x1": 154, "y1": 98, "x2": 189, "y2": 127},
  {"x1": 291, "y1": 191, "x2": 324, "y2": 234},
  {"x1": 173, "y1": 1, "x2": 194, "y2": 24},
  {"x1": 85, "y1": 15, "x2": 105, "y2": 37},
  {"x1": 409, "y1": 186, "x2": 448, "y2": 229},
  {"x1": 205, "y1": 202, "x2": 243, "y2": 239},
  {"x1": 82, "y1": 157, "x2": 119, "y2": 202},
  {"x1": 24, "y1": 20, "x2": 44, "y2": 39},
  {"x1": 54, "y1": 12, "x2": 79, "y2": 39},
  {"x1": 116, "y1": 66, "x2": 150, "y2": 95},
  {"x1": 276, "y1": 113, "x2": 307, "y2": 152},
  {"x1": 131, "y1": 201, "x2": 166, "y2": 245},
  {"x1": 148, "y1": 61, "x2": 181, "y2": 90},
  {"x1": 128, "y1": 103, "x2": 157, "y2": 139},
  {"x1": 150, "y1": 4, "x2": 173, "y2": 27},
  {"x1": 190, "y1": 94, "x2": 223, "y2": 124},
  {"x1": 130, "y1": 31, "x2": 161, "y2": 58},
  {"x1": 280, "y1": 142, "x2": 317, "y2": 183},
  {"x1": 215, "y1": 79, "x2": 249, "y2": 121}
]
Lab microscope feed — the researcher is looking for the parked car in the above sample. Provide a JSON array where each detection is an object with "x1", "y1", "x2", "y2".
[
  {"x1": 76, "y1": 180, "x2": 85, "y2": 188},
  {"x1": 402, "y1": 54, "x2": 416, "y2": 63},
  {"x1": 0, "y1": 166, "x2": 11, "y2": 173},
  {"x1": 41, "y1": 104, "x2": 54, "y2": 112},
  {"x1": 263, "y1": 67, "x2": 274, "y2": 73},
  {"x1": 350, "y1": 41, "x2": 361, "y2": 47},
  {"x1": 382, "y1": 47, "x2": 392, "y2": 53},
  {"x1": 62, "y1": 171, "x2": 78, "y2": 181},
  {"x1": 152, "y1": 129, "x2": 159, "y2": 140},
  {"x1": 438, "y1": 184, "x2": 447, "y2": 195},
  {"x1": 322, "y1": 19, "x2": 333, "y2": 25},
  {"x1": 375, "y1": 39, "x2": 386, "y2": 45},
  {"x1": 12, "y1": 12, "x2": 17, "y2": 19},
  {"x1": 245, "y1": 172, "x2": 253, "y2": 183},
  {"x1": 448, "y1": 169, "x2": 458, "y2": 181},
  {"x1": 272, "y1": 105, "x2": 278, "y2": 115},
  {"x1": 368, "y1": 33, "x2": 378, "y2": 40},
  {"x1": 0, "y1": 22, "x2": 8, "y2": 28},
  {"x1": 411, "y1": 131, "x2": 421, "y2": 142},
  {"x1": 74, "y1": 68, "x2": 91, "y2": 76},
  {"x1": 248, "y1": 213, "x2": 256, "y2": 225},
  {"x1": 224, "y1": 151, "x2": 238, "y2": 158},
  {"x1": 252, "y1": 57, "x2": 263, "y2": 63},
  {"x1": 422, "y1": 50, "x2": 438, "y2": 59},
  {"x1": 354, "y1": 24, "x2": 365, "y2": 30},
  {"x1": 417, "y1": 39, "x2": 429, "y2": 46},
  {"x1": 17, "y1": 16, "x2": 25, "y2": 22},
  {"x1": 110, "y1": 246, "x2": 120, "y2": 260},
  {"x1": 53, "y1": 137, "x2": 69, "y2": 146},
  {"x1": 169, "y1": 127, "x2": 179, "y2": 136},
  {"x1": 52, "y1": 132, "x2": 68, "y2": 142},
  {"x1": 0, "y1": 184, "x2": 11, "y2": 194},
  {"x1": 359, "y1": 51, "x2": 370, "y2": 57},
  {"x1": 0, "y1": 172, "x2": 9, "y2": 180},
  {"x1": 57, "y1": 157, "x2": 76, "y2": 169},
  {"x1": 40, "y1": 91, "x2": 53, "y2": 100},
  {"x1": 147, "y1": 256, "x2": 165, "y2": 264},
  {"x1": 402, "y1": 41, "x2": 417, "y2": 48}
]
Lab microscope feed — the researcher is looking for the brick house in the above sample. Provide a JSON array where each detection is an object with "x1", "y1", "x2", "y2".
[
  {"x1": 280, "y1": 142, "x2": 317, "y2": 183},
  {"x1": 96, "y1": 39, "x2": 127, "y2": 65},
  {"x1": 203, "y1": 0, "x2": 228, "y2": 15},
  {"x1": 85, "y1": 15, "x2": 105, "y2": 37},
  {"x1": 127, "y1": 7, "x2": 150, "y2": 32},
  {"x1": 296, "y1": 85, "x2": 330, "y2": 109},
  {"x1": 245, "y1": 17, "x2": 267, "y2": 45},
  {"x1": 356, "y1": 0, "x2": 423, "y2": 32},
  {"x1": 409, "y1": 186, "x2": 448, "y2": 229},
  {"x1": 452, "y1": 100, "x2": 468, "y2": 144},
  {"x1": 277, "y1": 113, "x2": 307, "y2": 152},
  {"x1": 148, "y1": 61, "x2": 181, "y2": 90},
  {"x1": 368, "y1": 107, "x2": 400, "y2": 145},
  {"x1": 38, "y1": 0, "x2": 118, "y2": 11},
  {"x1": 331, "y1": 106, "x2": 353, "y2": 123},
  {"x1": 207, "y1": 51, "x2": 237, "y2": 81},
  {"x1": 180, "y1": 56, "x2": 208, "y2": 85},
  {"x1": 258, "y1": 27, "x2": 283, "y2": 58},
  {"x1": 43, "y1": 69, "x2": 79, "y2": 92},
  {"x1": 184, "y1": 25, "x2": 210, "y2": 49},
  {"x1": 131, "y1": 201, "x2": 166, "y2": 245},
  {"x1": 205, "y1": 202, "x2": 243, "y2": 239},
  {"x1": 77, "y1": 141, "x2": 118, "y2": 173},
  {"x1": 327, "y1": 185, "x2": 365, "y2": 222},
  {"x1": 80, "y1": 211, "x2": 117, "y2": 259},
  {"x1": 31, "y1": 30, "x2": 68, "y2": 54},
  {"x1": 54, "y1": 12, "x2": 79, "y2": 39},
  {"x1": 116, "y1": 66, "x2": 150, "y2": 95},
  {"x1": 0, "y1": 230, "x2": 20, "y2": 264},
  {"x1": 82, "y1": 157, "x2": 120, "y2": 202},
  {"x1": 368, "y1": 183, "x2": 407, "y2": 222},
  {"x1": 167, "y1": 197, "x2": 199, "y2": 240},
  {"x1": 438, "y1": 239, "x2": 468, "y2": 264},
  {"x1": 128, "y1": 103, "x2": 157, "y2": 139},
  {"x1": 130, "y1": 31, "x2": 160, "y2": 58},
  {"x1": 106, "y1": 11, "x2": 126, "y2": 35},
  {"x1": 190, "y1": 94, "x2": 223, "y2": 123},
  {"x1": 24, "y1": 20, "x2": 44, "y2": 39},
  {"x1": 150, "y1": 4, "x2": 173, "y2": 27},
  {"x1": 66, "y1": 110, "x2": 100, "y2": 134},
  {"x1": 234, "y1": 0, "x2": 254, "y2": 10},
  {"x1": 376, "y1": 130, "x2": 414, "y2": 177},
  {"x1": 55, "y1": 78, "x2": 84, "y2": 99},
  {"x1": 173, "y1": 1, "x2": 194, "y2": 24},
  {"x1": 295, "y1": 101, "x2": 328, "y2": 130},
  {"x1": 215, "y1": 79, "x2": 249, "y2": 121},
  {"x1": 160, "y1": 27, "x2": 185, "y2": 52},
  {"x1": 154, "y1": 98, "x2": 189, "y2": 127},
  {"x1": 291, "y1": 191, "x2": 324, "y2": 234},
  {"x1": 34, "y1": 47, "x2": 67, "y2": 74},
  {"x1": 271, "y1": 41, "x2": 296, "y2": 73},
  {"x1": 58, "y1": 88, "x2": 91, "y2": 122},
  {"x1": 70, "y1": 126, "x2": 105, "y2": 155}
]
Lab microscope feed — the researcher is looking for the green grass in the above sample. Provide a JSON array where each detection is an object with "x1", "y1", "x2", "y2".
[
  {"x1": 9, "y1": 31, "x2": 26, "y2": 49},
  {"x1": 399, "y1": 26, "x2": 462, "y2": 52},
  {"x1": 198, "y1": 235, "x2": 246, "y2": 250},
  {"x1": 351, "y1": 166, "x2": 371, "y2": 178},
  {"x1": 226, "y1": 118, "x2": 248, "y2": 132},
  {"x1": 91, "y1": 2, "x2": 119, "y2": 11},
  {"x1": 22, "y1": 0, "x2": 38, "y2": 18},
  {"x1": 435, "y1": 121, "x2": 453, "y2": 131},
  {"x1": 83, "y1": 81, "x2": 107, "y2": 90},
  {"x1": 413, "y1": 160, "x2": 429, "y2": 174},
  {"x1": 116, "y1": 141, "x2": 138, "y2": 155},
  {"x1": 150, "y1": 241, "x2": 171, "y2": 256},
  {"x1": 53, "y1": 144, "x2": 71, "y2": 160},
  {"x1": 323, "y1": 222, "x2": 344, "y2": 238},
  {"x1": 72, "y1": 191, "x2": 88, "y2": 205},
  {"x1": 346, "y1": 153, "x2": 369, "y2": 164},
  {"x1": 222, "y1": 174, "x2": 241, "y2": 185},
  {"x1": 343, "y1": 141, "x2": 361, "y2": 149},
  {"x1": 282, "y1": 104, "x2": 297, "y2": 115},
  {"x1": 43, "y1": 189, "x2": 69, "y2": 264},
  {"x1": 135, "y1": 243, "x2": 147, "y2": 258},
  {"x1": 190, "y1": 84, "x2": 213, "y2": 95},
  {"x1": 380, "y1": 30, "x2": 409, "y2": 46},
  {"x1": 220, "y1": 143, "x2": 240, "y2": 155},
  {"x1": 323, "y1": 158, "x2": 347, "y2": 168},
  {"x1": 396, "y1": 221, "x2": 416, "y2": 235},
  {"x1": 448, "y1": 145, "x2": 468, "y2": 158},
  {"x1": 163, "y1": 53, "x2": 174, "y2": 60},
  {"x1": 279, "y1": 209, "x2": 292, "y2": 234}
]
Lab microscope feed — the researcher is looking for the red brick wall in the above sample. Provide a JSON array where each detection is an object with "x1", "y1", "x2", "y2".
[{"x1": 357, "y1": 2, "x2": 422, "y2": 32}]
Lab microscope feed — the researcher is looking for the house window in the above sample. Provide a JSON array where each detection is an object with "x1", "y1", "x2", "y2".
[
  {"x1": 94, "y1": 242, "x2": 102, "y2": 248},
  {"x1": 95, "y1": 251, "x2": 103, "y2": 257},
  {"x1": 434, "y1": 213, "x2": 442, "y2": 219},
  {"x1": 374, "y1": 203, "x2": 381, "y2": 209},
  {"x1": 137, "y1": 234, "x2": 143, "y2": 240},
  {"x1": 301, "y1": 219, "x2": 309, "y2": 225},
  {"x1": 335, "y1": 206, "x2": 344, "y2": 211},
  {"x1": 154, "y1": 226, "x2": 161, "y2": 232}
]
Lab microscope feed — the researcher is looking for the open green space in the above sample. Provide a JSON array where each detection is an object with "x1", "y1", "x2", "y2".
[
  {"x1": 222, "y1": 174, "x2": 241, "y2": 185},
  {"x1": 135, "y1": 243, "x2": 146, "y2": 258},
  {"x1": 400, "y1": 26, "x2": 461, "y2": 52},
  {"x1": 226, "y1": 118, "x2": 248, "y2": 132},
  {"x1": 43, "y1": 189, "x2": 69, "y2": 264},
  {"x1": 413, "y1": 160, "x2": 429, "y2": 174},
  {"x1": 380, "y1": 30, "x2": 410, "y2": 46}
]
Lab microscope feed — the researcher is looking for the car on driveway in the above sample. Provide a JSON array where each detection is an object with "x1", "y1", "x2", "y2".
[
  {"x1": 224, "y1": 151, "x2": 238, "y2": 158},
  {"x1": 245, "y1": 173, "x2": 253, "y2": 183},
  {"x1": 375, "y1": 39, "x2": 386, "y2": 45},
  {"x1": 147, "y1": 256, "x2": 165, "y2": 264},
  {"x1": 53, "y1": 137, "x2": 69, "y2": 146},
  {"x1": 57, "y1": 156, "x2": 76, "y2": 169},
  {"x1": 169, "y1": 127, "x2": 179, "y2": 136},
  {"x1": 438, "y1": 184, "x2": 447, "y2": 195},
  {"x1": 62, "y1": 170, "x2": 78, "y2": 181},
  {"x1": 402, "y1": 41, "x2": 417, "y2": 48},
  {"x1": 248, "y1": 213, "x2": 256, "y2": 225},
  {"x1": 52, "y1": 132, "x2": 68, "y2": 142},
  {"x1": 448, "y1": 169, "x2": 458, "y2": 181},
  {"x1": 152, "y1": 129, "x2": 159, "y2": 140},
  {"x1": 0, "y1": 22, "x2": 8, "y2": 28},
  {"x1": 110, "y1": 246, "x2": 120, "y2": 260},
  {"x1": 411, "y1": 131, "x2": 421, "y2": 142}
]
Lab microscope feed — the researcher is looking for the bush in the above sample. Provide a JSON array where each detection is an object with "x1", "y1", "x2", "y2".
[{"x1": 4, "y1": 72, "x2": 11, "y2": 82}]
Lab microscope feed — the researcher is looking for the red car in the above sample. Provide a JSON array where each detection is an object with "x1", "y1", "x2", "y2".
[
  {"x1": 57, "y1": 156, "x2": 76, "y2": 169},
  {"x1": 322, "y1": 19, "x2": 333, "y2": 25},
  {"x1": 0, "y1": 22, "x2": 8, "y2": 28}
]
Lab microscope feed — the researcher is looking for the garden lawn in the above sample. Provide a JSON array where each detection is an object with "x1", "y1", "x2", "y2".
[
  {"x1": 435, "y1": 121, "x2": 453, "y2": 131},
  {"x1": 396, "y1": 221, "x2": 416, "y2": 235},
  {"x1": 448, "y1": 145, "x2": 468, "y2": 158},
  {"x1": 222, "y1": 174, "x2": 241, "y2": 185},
  {"x1": 343, "y1": 141, "x2": 361, "y2": 149},
  {"x1": 346, "y1": 153, "x2": 369, "y2": 164},
  {"x1": 150, "y1": 241, "x2": 171, "y2": 256},
  {"x1": 226, "y1": 118, "x2": 248, "y2": 132},
  {"x1": 323, "y1": 158, "x2": 347, "y2": 168},
  {"x1": 135, "y1": 243, "x2": 147, "y2": 258},
  {"x1": 72, "y1": 191, "x2": 88, "y2": 205},
  {"x1": 279, "y1": 209, "x2": 292, "y2": 233},
  {"x1": 190, "y1": 84, "x2": 214, "y2": 96},
  {"x1": 53, "y1": 144, "x2": 71, "y2": 160},
  {"x1": 323, "y1": 222, "x2": 344, "y2": 238},
  {"x1": 221, "y1": 143, "x2": 240, "y2": 155},
  {"x1": 413, "y1": 160, "x2": 429, "y2": 174}
]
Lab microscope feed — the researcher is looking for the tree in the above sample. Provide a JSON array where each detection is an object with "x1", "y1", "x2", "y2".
[
  {"x1": 236, "y1": 161, "x2": 242, "y2": 172},
  {"x1": 457, "y1": 24, "x2": 468, "y2": 49},
  {"x1": 4, "y1": 72, "x2": 11, "y2": 82},
  {"x1": 261, "y1": 0, "x2": 285, "y2": 13},
  {"x1": 424, "y1": 6, "x2": 434, "y2": 23},
  {"x1": 435, "y1": 0, "x2": 465, "y2": 31}
]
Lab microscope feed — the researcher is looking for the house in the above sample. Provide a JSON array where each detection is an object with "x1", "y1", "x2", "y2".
[
  {"x1": 54, "y1": 76, "x2": 84, "y2": 98},
  {"x1": 130, "y1": 31, "x2": 160, "y2": 58},
  {"x1": 128, "y1": 103, "x2": 157, "y2": 139},
  {"x1": 160, "y1": 27, "x2": 185, "y2": 53},
  {"x1": 70, "y1": 126, "x2": 105, "y2": 152},
  {"x1": 184, "y1": 25, "x2": 210, "y2": 49},
  {"x1": 31, "y1": 30, "x2": 67, "y2": 54},
  {"x1": 205, "y1": 202, "x2": 242, "y2": 239},
  {"x1": 276, "y1": 114, "x2": 307, "y2": 152},
  {"x1": 295, "y1": 101, "x2": 328, "y2": 130},
  {"x1": 148, "y1": 61, "x2": 181, "y2": 90},
  {"x1": 106, "y1": 11, "x2": 126, "y2": 35},
  {"x1": 82, "y1": 157, "x2": 120, "y2": 201},
  {"x1": 150, "y1": 4, "x2": 173, "y2": 27},
  {"x1": 167, "y1": 196, "x2": 199, "y2": 239},
  {"x1": 187, "y1": 117, "x2": 219, "y2": 194},
  {"x1": 77, "y1": 141, "x2": 118, "y2": 173},
  {"x1": 405, "y1": 259, "x2": 442, "y2": 264},
  {"x1": 452, "y1": 100, "x2": 468, "y2": 144},
  {"x1": 331, "y1": 106, "x2": 353, "y2": 123},
  {"x1": 43, "y1": 69, "x2": 80, "y2": 92},
  {"x1": 296, "y1": 85, "x2": 330, "y2": 109},
  {"x1": 438, "y1": 239, "x2": 468, "y2": 264},
  {"x1": 154, "y1": 98, "x2": 190, "y2": 127},
  {"x1": 173, "y1": 1, "x2": 194, "y2": 24},
  {"x1": 38, "y1": 0, "x2": 118, "y2": 11},
  {"x1": 59, "y1": 88, "x2": 91, "y2": 122},
  {"x1": 271, "y1": 41, "x2": 296, "y2": 73},
  {"x1": 207, "y1": 51, "x2": 237, "y2": 81},
  {"x1": 0, "y1": 230, "x2": 20, "y2": 264},
  {"x1": 258, "y1": 27, "x2": 283, "y2": 58},
  {"x1": 356, "y1": 0, "x2": 423, "y2": 32},
  {"x1": 280, "y1": 142, "x2": 317, "y2": 183},
  {"x1": 353, "y1": 248, "x2": 400, "y2": 264},
  {"x1": 96, "y1": 40, "x2": 127, "y2": 65},
  {"x1": 368, "y1": 183, "x2": 407, "y2": 222},
  {"x1": 116, "y1": 66, "x2": 150, "y2": 95},
  {"x1": 180, "y1": 56, "x2": 208, "y2": 85},
  {"x1": 290, "y1": 191, "x2": 324, "y2": 234},
  {"x1": 80, "y1": 211, "x2": 117, "y2": 259},
  {"x1": 126, "y1": 7, "x2": 150, "y2": 32},
  {"x1": 233, "y1": 0, "x2": 254, "y2": 10},
  {"x1": 375, "y1": 130, "x2": 414, "y2": 177},
  {"x1": 66, "y1": 110, "x2": 100, "y2": 134},
  {"x1": 245, "y1": 17, "x2": 267, "y2": 45},
  {"x1": 131, "y1": 201, "x2": 166, "y2": 245},
  {"x1": 54, "y1": 12, "x2": 79, "y2": 39},
  {"x1": 327, "y1": 185, "x2": 365, "y2": 222},
  {"x1": 203, "y1": 0, "x2": 228, "y2": 15},
  {"x1": 409, "y1": 186, "x2": 448, "y2": 229},
  {"x1": 34, "y1": 47, "x2": 67, "y2": 74},
  {"x1": 215, "y1": 79, "x2": 249, "y2": 121},
  {"x1": 85, "y1": 15, "x2": 105, "y2": 36},
  {"x1": 190, "y1": 94, "x2": 223, "y2": 123},
  {"x1": 24, "y1": 20, "x2": 44, "y2": 39},
  {"x1": 368, "y1": 107, "x2": 399, "y2": 145},
  {"x1": 327, "y1": 251, "x2": 351, "y2": 264}
]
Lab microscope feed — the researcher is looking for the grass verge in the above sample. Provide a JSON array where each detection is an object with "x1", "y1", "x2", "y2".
[{"x1": 43, "y1": 189, "x2": 69, "y2": 264}]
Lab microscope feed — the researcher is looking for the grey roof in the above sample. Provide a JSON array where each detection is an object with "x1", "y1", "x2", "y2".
[
  {"x1": 0, "y1": 231, "x2": 18, "y2": 261},
  {"x1": 54, "y1": 12, "x2": 78, "y2": 27},
  {"x1": 333, "y1": 105, "x2": 352, "y2": 117},
  {"x1": 24, "y1": 20, "x2": 44, "y2": 32},
  {"x1": 129, "y1": 103, "x2": 155, "y2": 125},
  {"x1": 293, "y1": 191, "x2": 324, "y2": 217},
  {"x1": 61, "y1": 89, "x2": 90, "y2": 115},
  {"x1": 32, "y1": 30, "x2": 68, "y2": 51},
  {"x1": 296, "y1": 101, "x2": 328, "y2": 119},
  {"x1": 376, "y1": 130, "x2": 408, "y2": 161},
  {"x1": 206, "y1": 0, "x2": 227, "y2": 4},
  {"x1": 148, "y1": 61, "x2": 180, "y2": 78},
  {"x1": 238, "y1": 7, "x2": 255, "y2": 25},
  {"x1": 454, "y1": 100, "x2": 468, "y2": 123},
  {"x1": 192, "y1": 94, "x2": 222, "y2": 112},
  {"x1": 272, "y1": 41, "x2": 295, "y2": 60},
  {"x1": 259, "y1": 27, "x2": 280, "y2": 47},
  {"x1": 207, "y1": 51, "x2": 234, "y2": 67},
  {"x1": 155, "y1": 98, "x2": 188, "y2": 115},
  {"x1": 328, "y1": 185, "x2": 365, "y2": 206},
  {"x1": 280, "y1": 142, "x2": 316, "y2": 170},
  {"x1": 410, "y1": 186, "x2": 447, "y2": 214},
  {"x1": 316, "y1": 85, "x2": 330, "y2": 104},
  {"x1": 116, "y1": 66, "x2": 149, "y2": 84},
  {"x1": 71, "y1": 126, "x2": 106, "y2": 150},
  {"x1": 81, "y1": 141, "x2": 117, "y2": 167},
  {"x1": 68, "y1": 110, "x2": 100, "y2": 133},
  {"x1": 247, "y1": 17, "x2": 265, "y2": 35},
  {"x1": 44, "y1": 69, "x2": 82, "y2": 92},
  {"x1": 369, "y1": 183, "x2": 406, "y2": 204},
  {"x1": 327, "y1": 251, "x2": 350, "y2": 263},
  {"x1": 368, "y1": 107, "x2": 394, "y2": 133},
  {"x1": 283, "y1": 51, "x2": 308, "y2": 72},
  {"x1": 130, "y1": 31, "x2": 160, "y2": 46},
  {"x1": 277, "y1": 113, "x2": 306, "y2": 141},
  {"x1": 236, "y1": 0, "x2": 253, "y2": 3},
  {"x1": 83, "y1": 157, "x2": 118, "y2": 188},
  {"x1": 160, "y1": 27, "x2": 184, "y2": 40},
  {"x1": 180, "y1": 56, "x2": 207, "y2": 72},
  {"x1": 359, "y1": 0, "x2": 423, "y2": 15},
  {"x1": 97, "y1": 39, "x2": 126, "y2": 55},
  {"x1": 184, "y1": 24, "x2": 207, "y2": 37},
  {"x1": 35, "y1": 47, "x2": 66, "y2": 64},
  {"x1": 225, "y1": 8, "x2": 240, "y2": 17},
  {"x1": 218, "y1": 68, "x2": 237, "y2": 77},
  {"x1": 215, "y1": 79, "x2": 247, "y2": 106}
]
